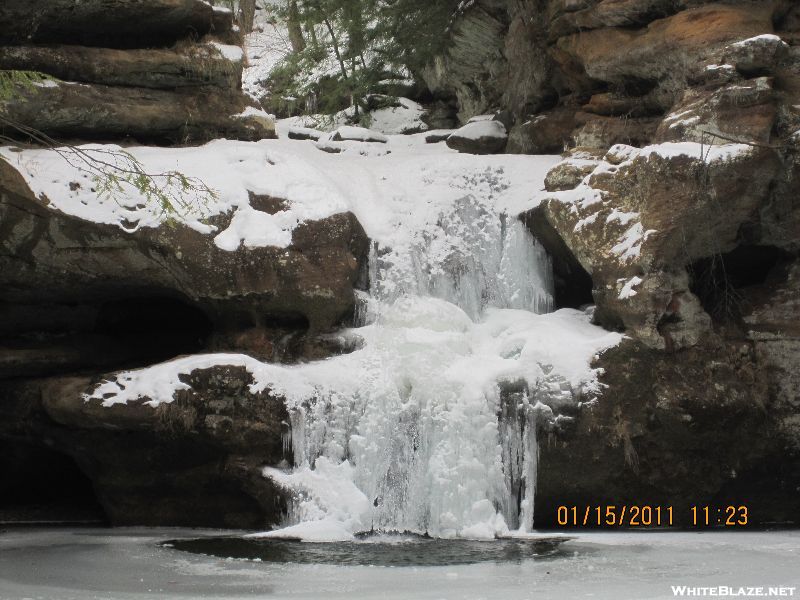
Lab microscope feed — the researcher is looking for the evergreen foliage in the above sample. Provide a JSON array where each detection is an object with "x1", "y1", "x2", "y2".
[{"x1": 262, "y1": 0, "x2": 460, "y2": 120}]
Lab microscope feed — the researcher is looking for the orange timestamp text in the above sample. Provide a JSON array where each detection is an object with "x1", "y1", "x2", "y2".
[{"x1": 555, "y1": 505, "x2": 750, "y2": 527}]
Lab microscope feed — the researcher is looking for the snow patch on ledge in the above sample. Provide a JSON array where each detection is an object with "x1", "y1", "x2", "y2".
[
  {"x1": 233, "y1": 106, "x2": 275, "y2": 121},
  {"x1": 608, "y1": 142, "x2": 753, "y2": 165},
  {"x1": 729, "y1": 34, "x2": 787, "y2": 48},
  {"x1": 618, "y1": 276, "x2": 643, "y2": 300},
  {"x1": 0, "y1": 140, "x2": 348, "y2": 251},
  {"x1": 210, "y1": 42, "x2": 244, "y2": 62},
  {"x1": 84, "y1": 308, "x2": 622, "y2": 411}
]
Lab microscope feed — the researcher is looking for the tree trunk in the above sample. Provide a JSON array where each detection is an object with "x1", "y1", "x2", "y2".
[
  {"x1": 323, "y1": 17, "x2": 349, "y2": 81},
  {"x1": 287, "y1": 0, "x2": 306, "y2": 53},
  {"x1": 238, "y1": 0, "x2": 256, "y2": 33}
]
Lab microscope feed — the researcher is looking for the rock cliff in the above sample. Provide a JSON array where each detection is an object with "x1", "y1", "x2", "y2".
[
  {"x1": 0, "y1": 0, "x2": 798, "y2": 529},
  {"x1": 0, "y1": 0, "x2": 274, "y2": 143}
]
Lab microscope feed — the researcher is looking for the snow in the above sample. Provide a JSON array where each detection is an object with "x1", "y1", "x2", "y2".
[
  {"x1": 32, "y1": 78, "x2": 59, "y2": 88},
  {"x1": 232, "y1": 106, "x2": 275, "y2": 121},
  {"x1": 618, "y1": 142, "x2": 753, "y2": 164},
  {"x1": 606, "y1": 209, "x2": 639, "y2": 226},
  {"x1": 250, "y1": 459, "x2": 372, "y2": 542},
  {"x1": 452, "y1": 120, "x2": 507, "y2": 140},
  {"x1": 467, "y1": 114, "x2": 495, "y2": 123},
  {"x1": 209, "y1": 42, "x2": 244, "y2": 63},
  {"x1": 730, "y1": 34, "x2": 787, "y2": 48},
  {"x1": 368, "y1": 97, "x2": 429, "y2": 135},
  {"x1": 242, "y1": 4, "x2": 295, "y2": 100},
  {"x1": 618, "y1": 276, "x2": 643, "y2": 300},
  {"x1": 0, "y1": 140, "x2": 348, "y2": 249},
  {"x1": 327, "y1": 125, "x2": 388, "y2": 143},
  {"x1": 611, "y1": 222, "x2": 655, "y2": 261}
]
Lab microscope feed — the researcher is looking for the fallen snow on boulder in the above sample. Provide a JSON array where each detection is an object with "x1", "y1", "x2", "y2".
[
  {"x1": 369, "y1": 98, "x2": 429, "y2": 135},
  {"x1": 446, "y1": 120, "x2": 508, "y2": 154},
  {"x1": 328, "y1": 125, "x2": 388, "y2": 143},
  {"x1": 455, "y1": 120, "x2": 507, "y2": 140}
]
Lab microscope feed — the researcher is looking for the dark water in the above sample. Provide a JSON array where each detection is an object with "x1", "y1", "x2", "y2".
[{"x1": 163, "y1": 534, "x2": 571, "y2": 567}]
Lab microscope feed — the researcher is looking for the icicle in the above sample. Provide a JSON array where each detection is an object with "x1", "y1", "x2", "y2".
[{"x1": 517, "y1": 392, "x2": 540, "y2": 533}]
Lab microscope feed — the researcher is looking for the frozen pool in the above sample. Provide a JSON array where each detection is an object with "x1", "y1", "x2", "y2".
[{"x1": 0, "y1": 527, "x2": 798, "y2": 600}]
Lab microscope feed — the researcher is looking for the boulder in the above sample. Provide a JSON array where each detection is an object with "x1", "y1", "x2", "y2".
[
  {"x1": 655, "y1": 78, "x2": 777, "y2": 145},
  {"x1": 446, "y1": 119, "x2": 508, "y2": 154},
  {"x1": 553, "y1": 4, "x2": 777, "y2": 109},
  {"x1": 1, "y1": 78, "x2": 275, "y2": 144},
  {"x1": 424, "y1": 130, "x2": 454, "y2": 144},
  {"x1": 0, "y1": 366, "x2": 290, "y2": 528},
  {"x1": 723, "y1": 33, "x2": 790, "y2": 76},
  {"x1": 287, "y1": 126, "x2": 323, "y2": 141},
  {"x1": 543, "y1": 147, "x2": 604, "y2": 191},
  {"x1": 523, "y1": 141, "x2": 781, "y2": 348},
  {"x1": 572, "y1": 112, "x2": 660, "y2": 149},
  {"x1": 506, "y1": 108, "x2": 576, "y2": 154}
]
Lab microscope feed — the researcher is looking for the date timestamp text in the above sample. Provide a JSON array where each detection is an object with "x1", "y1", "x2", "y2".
[{"x1": 556, "y1": 505, "x2": 749, "y2": 527}]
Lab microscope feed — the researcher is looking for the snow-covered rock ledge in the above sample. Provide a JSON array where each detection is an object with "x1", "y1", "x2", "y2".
[
  {"x1": 522, "y1": 140, "x2": 780, "y2": 349},
  {"x1": 0, "y1": 146, "x2": 369, "y2": 332}
]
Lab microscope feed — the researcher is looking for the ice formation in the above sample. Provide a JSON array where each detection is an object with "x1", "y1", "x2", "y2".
[
  {"x1": 54, "y1": 133, "x2": 623, "y2": 541},
  {"x1": 259, "y1": 192, "x2": 615, "y2": 541}
]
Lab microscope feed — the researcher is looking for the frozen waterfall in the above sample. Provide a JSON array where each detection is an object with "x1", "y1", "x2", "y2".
[{"x1": 262, "y1": 193, "x2": 561, "y2": 540}]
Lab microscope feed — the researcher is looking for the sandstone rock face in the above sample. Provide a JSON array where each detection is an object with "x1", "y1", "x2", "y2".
[
  {"x1": 0, "y1": 159, "x2": 368, "y2": 344},
  {"x1": 526, "y1": 143, "x2": 781, "y2": 349},
  {"x1": 0, "y1": 0, "x2": 270, "y2": 144},
  {"x1": 507, "y1": 108, "x2": 576, "y2": 154},
  {"x1": 0, "y1": 44, "x2": 242, "y2": 90},
  {"x1": 523, "y1": 127, "x2": 799, "y2": 525},
  {"x1": 426, "y1": 0, "x2": 791, "y2": 151},
  {"x1": 420, "y1": 1, "x2": 510, "y2": 122},
  {"x1": 0, "y1": 135, "x2": 368, "y2": 525},
  {"x1": 0, "y1": 366, "x2": 290, "y2": 528},
  {"x1": 554, "y1": 4, "x2": 776, "y2": 106},
  {"x1": 3, "y1": 80, "x2": 273, "y2": 144},
  {"x1": 654, "y1": 78, "x2": 777, "y2": 145},
  {"x1": 535, "y1": 334, "x2": 800, "y2": 527},
  {"x1": 0, "y1": 0, "x2": 222, "y2": 48}
]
